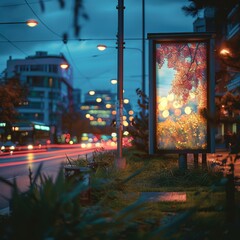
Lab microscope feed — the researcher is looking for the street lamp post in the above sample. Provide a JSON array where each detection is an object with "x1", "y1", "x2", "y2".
[
  {"x1": 98, "y1": 0, "x2": 146, "y2": 169},
  {"x1": 142, "y1": 0, "x2": 145, "y2": 96},
  {"x1": 115, "y1": 0, "x2": 126, "y2": 169},
  {"x1": 141, "y1": 0, "x2": 146, "y2": 116}
]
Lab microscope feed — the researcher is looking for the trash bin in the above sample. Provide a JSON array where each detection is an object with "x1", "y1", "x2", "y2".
[{"x1": 64, "y1": 165, "x2": 92, "y2": 204}]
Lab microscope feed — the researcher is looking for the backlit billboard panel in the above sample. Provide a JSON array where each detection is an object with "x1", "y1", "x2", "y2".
[{"x1": 148, "y1": 33, "x2": 215, "y2": 154}]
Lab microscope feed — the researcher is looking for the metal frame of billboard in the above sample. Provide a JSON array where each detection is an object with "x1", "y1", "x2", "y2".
[{"x1": 148, "y1": 33, "x2": 215, "y2": 154}]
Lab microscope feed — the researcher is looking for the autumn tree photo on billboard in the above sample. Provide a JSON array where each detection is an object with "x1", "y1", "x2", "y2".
[{"x1": 156, "y1": 41, "x2": 208, "y2": 151}]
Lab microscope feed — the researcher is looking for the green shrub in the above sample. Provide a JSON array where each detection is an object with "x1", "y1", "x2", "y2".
[{"x1": 0, "y1": 163, "x2": 152, "y2": 240}]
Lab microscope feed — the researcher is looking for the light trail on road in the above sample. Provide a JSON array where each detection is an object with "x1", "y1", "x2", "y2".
[
  {"x1": 0, "y1": 145, "x2": 117, "y2": 209},
  {"x1": 0, "y1": 145, "x2": 117, "y2": 168},
  {"x1": 0, "y1": 148, "x2": 94, "y2": 168}
]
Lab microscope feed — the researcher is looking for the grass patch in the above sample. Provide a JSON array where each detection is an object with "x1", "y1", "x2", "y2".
[{"x1": 101, "y1": 147, "x2": 240, "y2": 238}]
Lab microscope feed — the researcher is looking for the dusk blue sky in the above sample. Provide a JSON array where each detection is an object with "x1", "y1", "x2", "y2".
[{"x1": 0, "y1": 0, "x2": 195, "y2": 110}]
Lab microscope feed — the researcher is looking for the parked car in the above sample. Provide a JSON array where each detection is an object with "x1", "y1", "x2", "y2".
[{"x1": 0, "y1": 141, "x2": 17, "y2": 153}]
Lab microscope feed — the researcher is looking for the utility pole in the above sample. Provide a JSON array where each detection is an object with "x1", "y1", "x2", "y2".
[
  {"x1": 115, "y1": 0, "x2": 126, "y2": 169},
  {"x1": 142, "y1": 0, "x2": 145, "y2": 96}
]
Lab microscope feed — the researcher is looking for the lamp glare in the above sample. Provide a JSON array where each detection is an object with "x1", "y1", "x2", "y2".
[
  {"x1": 26, "y1": 19, "x2": 38, "y2": 27},
  {"x1": 97, "y1": 44, "x2": 107, "y2": 51},
  {"x1": 60, "y1": 63, "x2": 69, "y2": 69}
]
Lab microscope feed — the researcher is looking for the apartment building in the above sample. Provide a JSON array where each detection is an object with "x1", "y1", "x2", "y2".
[
  {"x1": 5, "y1": 51, "x2": 73, "y2": 139},
  {"x1": 193, "y1": 3, "x2": 240, "y2": 140},
  {"x1": 80, "y1": 90, "x2": 133, "y2": 135}
]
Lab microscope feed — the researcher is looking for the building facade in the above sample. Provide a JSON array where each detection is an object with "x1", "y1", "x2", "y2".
[
  {"x1": 81, "y1": 90, "x2": 117, "y2": 128},
  {"x1": 80, "y1": 90, "x2": 134, "y2": 136},
  {"x1": 193, "y1": 3, "x2": 240, "y2": 144},
  {"x1": 5, "y1": 51, "x2": 73, "y2": 142},
  {"x1": 193, "y1": 8, "x2": 215, "y2": 33}
]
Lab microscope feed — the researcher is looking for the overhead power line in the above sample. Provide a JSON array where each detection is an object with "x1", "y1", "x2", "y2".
[
  {"x1": 0, "y1": 0, "x2": 53, "y2": 8},
  {"x1": 0, "y1": 37, "x2": 145, "y2": 43},
  {"x1": 24, "y1": 0, "x2": 62, "y2": 38},
  {"x1": 64, "y1": 43, "x2": 90, "y2": 80},
  {"x1": 0, "y1": 33, "x2": 27, "y2": 56}
]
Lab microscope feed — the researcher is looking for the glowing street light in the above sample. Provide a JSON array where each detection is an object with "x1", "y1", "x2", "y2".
[
  {"x1": 89, "y1": 90, "x2": 95, "y2": 95},
  {"x1": 219, "y1": 48, "x2": 232, "y2": 57},
  {"x1": 111, "y1": 79, "x2": 118, "y2": 85},
  {"x1": 97, "y1": 44, "x2": 142, "y2": 53},
  {"x1": 60, "y1": 63, "x2": 69, "y2": 69},
  {"x1": 0, "y1": 19, "x2": 38, "y2": 27},
  {"x1": 97, "y1": 44, "x2": 109, "y2": 51},
  {"x1": 26, "y1": 19, "x2": 38, "y2": 27},
  {"x1": 96, "y1": 97, "x2": 102, "y2": 103}
]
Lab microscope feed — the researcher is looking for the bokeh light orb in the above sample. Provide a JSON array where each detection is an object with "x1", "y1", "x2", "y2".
[
  {"x1": 89, "y1": 90, "x2": 95, "y2": 95},
  {"x1": 162, "y1": 110, "x2": 169, "y2": 118},
  {"x1": 173, "y1": 101, "x2": 182, "y2": 109},
  {"x1": 189, "y1": 92, "x2": 196, "y2": 99},
  {"x1": 160, "y1": 97, "x2": 168, "y2": 108},
  {"x1": 174, "y1": 109, "x2": 182, "y2": 116},
  {"x1": 184, "y1": 106, "x2": 192, "y2": 115},
  {"x1": 167, "y1": 93, "x2": 174, "y2": 101}
]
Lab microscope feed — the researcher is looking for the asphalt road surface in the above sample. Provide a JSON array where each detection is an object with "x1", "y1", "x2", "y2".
[{"x1": 0, "y1": 145, "x2": 109, "y2": 209}]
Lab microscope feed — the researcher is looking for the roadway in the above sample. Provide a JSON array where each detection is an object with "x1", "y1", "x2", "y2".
[{"x1": 0, "y1": 144, "x2": 115, "y2": 210}]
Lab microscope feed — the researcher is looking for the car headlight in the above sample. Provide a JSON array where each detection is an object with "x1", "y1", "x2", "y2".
[
  {"x1": 28, "y1": 144, "x2": 33, "y2": 150},
  {"x1": 81, "y1": 143, "x2": 86, "y2": 148},
  {"x1": 95, "y1": 142, "x2": 101, "y2": 147},
  {"x1": 10, "y1": 146, "x2": 15, "y2": 150},
  {"x1": 87, "y1": 143, "x2": 92, "y2": 148}
]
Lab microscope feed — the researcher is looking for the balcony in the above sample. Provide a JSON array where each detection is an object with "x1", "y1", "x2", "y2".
[
  {"x1": 227, "y1": 4, "x2": 240, "y2": 40},
  {"x1": 227, "y1": 23, "x2": 240, "y2": 40},
  {"x1": 227, "y1": 74, "x2": 240, "y2": 91}
]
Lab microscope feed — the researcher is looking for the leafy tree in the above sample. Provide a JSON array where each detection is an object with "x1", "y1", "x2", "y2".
[
  {"x1": 201, "y1": 91, "x2": 240, "y2": 124},
  {"x1": 218, "y1": 44, "x2": 240, "y2": 71},
  {"x1": 127, "y1": 88, "x2": 149, "y2": 152},
  {"x1": 182, "y1": 1, "x2": 240, "y2": 152},
  {"x1": 38, "y1": 0, "x2": 89, "y2": 38},
  {"x1": 62, "y1": 110, "x2": 115, "y2": 143},
  {"x1": 182, "y1": 0, "x2": 239, "y2": 33},
  {"x1": 220, "y1": 91, "x2": 240, "y2": 111},
  {"x1": 182, "y1": 0, "x2": 240, "y2": 70},
  {"x1": 62, "y1": 110, "x2": 97, "y2": 142},
  {"x1": 0, "y1": 76, "x2": 28, "y2": 124},
  {"x1": 156, "y1": 42, "x2": 207, "y2": 105}
]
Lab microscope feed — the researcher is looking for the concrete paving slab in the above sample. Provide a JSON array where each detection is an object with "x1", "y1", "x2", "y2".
[{"x1": 140, "y1": 192, "x2": 187, "y2": 202}]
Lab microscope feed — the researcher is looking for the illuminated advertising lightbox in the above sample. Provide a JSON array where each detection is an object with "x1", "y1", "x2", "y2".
[{"x1": 148, "y1": 33, "x2": 215, "y2": 154}]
